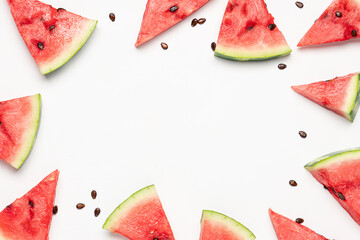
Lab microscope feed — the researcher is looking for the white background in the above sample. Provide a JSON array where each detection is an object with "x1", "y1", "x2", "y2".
[{"x1": 1, "y1": 0, "x2": 360, "y2": 239}]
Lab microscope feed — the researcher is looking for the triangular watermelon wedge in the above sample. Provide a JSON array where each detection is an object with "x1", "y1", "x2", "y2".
[
  {"x1": 305, "y1": 148, "x2": 360, "y2": 225},
  {"x1": 103, "y1": 185, "x2": 175, "y2": 240},
  {"x1": 292, "y1": 72, "x2": 360, "y2": 122},
  {"x1": 269, "y1": 209, "x2": 328, "y2": 240},
  {"x1": 215, "y1": 0, "x2": 291, "y2": 61},
  {"x1": 7, "y1": 0, "x2": 97, "y2": 75},
  {"x1": 298, "y1": 0, "x2": 360, "y2": 47},
  {"x1": 0, "y1": 94, "x2": 41, "y2": 169},
  {"x1": 135, "y1": 0, "x2": 210, "y2": 47},
  {"x1": 0, "y1": 170, "x2": 59, "y2": 240}
]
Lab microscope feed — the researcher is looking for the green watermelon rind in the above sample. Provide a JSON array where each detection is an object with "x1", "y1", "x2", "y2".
[
  {"x1": 10, "y1": 94, "x2": 41, "y2": 169},
  {"x1": 214, "y1": 45, "x2": 292, "y2": 61},
  {"x1": 346, "y1": 74, "x2": 360, "y2": 122},
  {"x1": 40, "y1": 19, "x2": 97, "y2": 75},
  {"x1": 102, "y1": 184, "x2": 157, "y2": 231},
  {"x1": 305, "y1": 147, "x2": 360, "y2": 170},
  {"x1": 201, "y1": 210, "x2": 256, "y2": 239}
]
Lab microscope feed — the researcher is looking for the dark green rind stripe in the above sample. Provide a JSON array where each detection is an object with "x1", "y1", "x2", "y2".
[
  {"x1": 304, "y1": 148, "x2": 360, "y2": 169},
  {"x1": 214, "y1": 49, "x2": 292, "y2": 61},
  {"x1": 349, "y1": 74, "x2": 360, "y2": 122}
]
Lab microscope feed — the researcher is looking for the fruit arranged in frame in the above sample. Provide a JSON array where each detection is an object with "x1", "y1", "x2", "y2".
[
  {"x1": 305, "y1": 148, "x2": 360, "y2": 225},
  {"x1": 135, "y1": 0, "x2": 210, "y2": 47},
  {"x1": 269, "y1": 209, "x2": 328, "y2": 240},
  {"x1": 103, "y1": 185, "x2": 175, "y2": 240},
  {"x1": 0, "y1": 94, "x2": 41, "y2": 169},
  {"x1": 0, "y1": 170, "x2": 59, "y2": 240},
  {"x1": 214, "y1": 0, "x2": 291, "y2": 61},
  {"x1": 292, "y1": 72, "x2": 360, "y2": 122},
  {"x1": 200, "y1": 210, "x2": 256, "y2": 240},
  {"x1": 6, "y1": 0, "x2": 97, "y2": 74}
]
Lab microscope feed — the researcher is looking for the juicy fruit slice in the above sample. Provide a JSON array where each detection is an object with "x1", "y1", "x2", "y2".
[
  {"x1": 215, "y1": 0, "x2": 291, "y2": 61},
  {"x1": 7, "y1": 0, "x2": 97, "y2": 74},
  {"x1": 103, "y1": 185, "x2": 175, "y2": 240},
  {"x1": 135, "y1": 0, "x2": 210, "y2": 47},
  {"x1": 292, "y1": 72, "x2": 360, "y2": 122},
  {"x1": 305, "y1": 148, "x2": 360, "y2": 225},
  {"x1": 269, "y1": 209, "x2": 327, "y2": 240},
  {"x1": 0, "y1": 170, "x2": 59, "y2": 240},
  {"x1": 200, "y1": 210, "x2": 256, "y2": 240},
  {"x1": 298, "y1": 0, "x2": 360, "y2": 47},
  {"x1": 0, "y1": 94, "x2": 41, "y2": 169}
]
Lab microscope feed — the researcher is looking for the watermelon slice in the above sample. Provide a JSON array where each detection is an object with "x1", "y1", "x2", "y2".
[
  {"x1": 0, "y1": 94, "x2": 41, "y2": 169},
  {"x1": 214, "y1": 0, "x2": 291, "y2": 61},
  {"x1": 292, "y1": 72, "x2": 360, "y2": 122},
  {"x1": 0, "y1": 170, "x2": 59, "y2": 240},
  {"x1": 305, "y1": 148, "x2": 360, "y2": 225},
  {"x1": 103, "y1": 185, "x2": 175, "y2": 240},
  {"x1": 7, "y1": 0, "x2": 97, "y2": 75},
  {"x1": 298, "y1": 0, "x2": 360, "y2": 47},
  {"x1": 135, "y1": 0, "x2": 210, "y2": 47},
  {"x1": 269, "y1": 209, "x2": 328, "y2": 240},
  {"x1": 200, "y1": 210, "x2": 256, "y2": 240}
]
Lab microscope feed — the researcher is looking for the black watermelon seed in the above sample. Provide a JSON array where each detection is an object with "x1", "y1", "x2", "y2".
[
  {"x1": 153, "y1": 238, "x2": 159, "y2": 240},
  {"x1": 289, "y1": 180, "x2": 298, "y2": 187},
  {"x1": 335, "y1": 11, "x2": 342, "y2": 18},
  {"x1": 191, "y1": 18, "x2": 198, "y2": 27},
  {"x1": 278, "y1": 63, "x2": 287, "y2": 70},
  {"x1": 94, "y1": 208, "x2": 101, "y2": 217},
  {"x1": 52, "y1": 205, "x2": 58, "y2": 215},
  {"x1": 170, "y1": 6, "x2": 178, "y2": 12},
  {"x1": 295, "y1": 1, "x2": 304, "y2": 8},
  {"x1": 49, "y1": 25, "x2": 55, "y2": 31},
  {"x1": 299, "y1": 131, "x2": 307, "y2": 138},
  {"x1": 161, "y1": 42, "x2": 168, "y2": 50},
  {"x1": 211, "y1": 42, "x2": 216, "y2": 51},
  {"x1": 352, "y1": 29, "x2": 357, "y2": 37},
  {"x1": 109, "y1": 13, "x2": 116, "y2": 22},
  {"x1": 324, "y1": 185, "x2": 329, "y2": 190},
  {"x1": 57, "y1": 8, "x2": 66, "y2": 12},
  {"x1": 37, "y1": 42, "x2": 44, "y2": 50},
  {"x1": 0, "y1": 121, "x2": 2, "y2": 125},
  {"x1": 332, "y1": 187, "x2": 337, "y2": 194},
  {"x1": 198, "y1": 18, "x2": 206, "y2": 24},
  {"x1": 91, "y1": 190, "x2": 97, "y2": 199},
  {"x1": 76, "y1": 203, "x2": 85, "y2": 209},
  {"x1": 248, "y1": 26, "x2": 254, "y2": 30},
  {"x1": 338, "y1": 192, "x2": 346, "y2": 200},
  {"x1": 268, "y1": 24, "x2": 276, "y2": 30},
  {"x1": 29, "y1": 200, "x2": 34, "y2": 208},
  {"x1": 5, "y1": 205, "x2": 11, "y2": 209},
  {"x1": 296, "y1": 218, "x2": 304, "y2": 224}
]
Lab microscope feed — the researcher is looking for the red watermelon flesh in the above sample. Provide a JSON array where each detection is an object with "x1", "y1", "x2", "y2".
[
  {"x1": 292, "y1": 72, "x2": 360, "y2": 122},
  {"x1": 135, "y1": 0, "x2": 210, "y2": 47},
  {"x1": 0, "y1": 94, "x2": 41, "y2": 169},
  {"x1": 298, "y1": 0, "x2": 360, "y2": 47},
  {"x1": 269, "y1": 209, "x2": 327, "y2": 240},
  {"x1": 103, "y1": 185, "x2": 175, "y2": 240},
  {"x1": 215, "y1": 0, "x2": 291, "y2": 61},
  {"x1": 305, "y1": 148, "x2": 360, "y2": 225},
  {"x1": 0, "y1": 170, "x2": 59, "y2": 240},
  {"x1": 7, "y1": 0, "x2": 97, "y2": 75}
]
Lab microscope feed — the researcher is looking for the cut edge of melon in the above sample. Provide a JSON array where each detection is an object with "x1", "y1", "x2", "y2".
[
  {"x1": 201, "y1": 210, "x2": 256, "y2": 239},
  {"x1": 102, "y1": 184, "x2": 157, "y2": 231},
  {"x1": 344, "y1": 73, "x2": 360, "y2": 121},
  {"x1": 214, "y1": 44, "x2": 292, "y2": 61},
  {"x1": 10, "y1": 94, "x2": 41, "y2": 169},
  {"x1": 305, "y1": 147, "x2": 360, "y2": 171},
  {"x1": 39, "y1": 19, "x2": 98, "y2": 75}
]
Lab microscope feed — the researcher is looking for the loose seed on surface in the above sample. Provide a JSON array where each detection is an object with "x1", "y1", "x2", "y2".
[
  {"x1": 161, "y1": 42, "x2": 168, "y2": 50},
  {"x1": 37, "y1": 42, "x2": 44, "y2": 50},
  {"x1": 49, "y1": 25, "x2": 55, "y2": 31},
  {"x1": 278, "y1": 63, "x2": 287, "y2": 70},
  {"x1": 29, "y1": 200, "x2": 34, "y2": 208},
  {"x1": 109, "y1": 13, "x2": 116, "y2": 22},
  {"x1": 191, "y1": 18, "x2": 198, "y2": 27},
  {"x1": 295, "y1": 1, "x2": 304, "y2": 8},
  {"x1": 53, "y1": 205, "x2": 58, "y2": 215},
  {"x1": 94, "y1": 208, "x2": 101, "y2": 217},
  {"x1": 299, "y1": 131, "x2": 307, "y2": 138},
  {"x1": 338, "y1": 192, "x2": 346, "y2": 200},
  {"x1": 57, "y1": 8, "x2": 66, "y2": 12},
  {"x1": 211, "y1": 42, "x2": 216, "y2": 51},
  {"x1": 335, "y1": 11, "x2": 342, "y2": 18},
  {"x1": 170, "y1": 6, "x2": 178, "y2": 12},
  {"x1": 268, "y1": 24, "x2": 276, "y2": 30},
  {"x1": 91, "y1": 190, "x2": 97, "y2": 199},
  {"x1": 352, "y1": 29, "x2": 358, "y2": 37},
  {"x1": 198, "y1": 18, "x2": 206, "y2": 24},
  {"x1": 296, "y1": 218, "x2": 304, "y2": 224},
  {"x1": 289, "y1": 180, "x2": 298, "y2": 187},
  {"x1": 76, "y1": 203, "x2": 85, "y2": 209}
]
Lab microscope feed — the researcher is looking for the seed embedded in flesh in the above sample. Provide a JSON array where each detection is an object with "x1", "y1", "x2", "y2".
[
  {"x1": 37, "y1": 42, "x2": 44, "y2": 50},
  {"x1": 295, "y1": 1, "x2": 304, "y2": 8},
  {"x1": 198, "y1": 18, "x2": 206, "y2": 24},
  {"x1": 76, "y1": 203, "x2": 85, "y2": 209},
  {"x1": 94, "y1": 208, "x2": 101, "y2": 217},
  {"x1": 289, "y1": 180, "x2": 298, "y2": 187},
  {"x1": 0, "y1": 121, "x2": 2, "y2": 125},
  {"x1": 57, "y1": 8, "x2": 66, "y2": 12},
  {"x1": 296, "y1": 218, "x2": 304, "y2": 224},
  {"x1": 352, "y1": 29, "x2": 357, "y2": 37},
  {"x1": 299, "y1": 131, "x2": 307, "y2": 138},
  {"x1": 153, "y1": 238, "x2": 159, "y2": 240},
  {"x1": 91, "y1": 190, "x2": 97, "y2": 199},
  {"x1": 29, "y1": 200, "x2": 34, "y2": 208},
  {"x1": 278, "y1": 63, "x2": 287, "y2": 70},
  {"x1": 53, "y1": 205, "x2": 58, "y2": 215},
  {"x1": 211, "y1": 42, "x2": 216, "y2": 51},
  {"x1": 161, "y1": 42, "x2": 168, "y2": 50},
  {"x1": 335, "y1": 11, "x2": 342, "y2": 18},
  {"x1": 49, "y1": 25, "x2": 55, "y2": 31},
  {"x1": 170, "y1": 6, "x2": 178, "y2": 12},
  {"x1": 332, "y1": 187, "x2": 337, "y2": 194},
  {"x1": 324, "y1": 185, "x2": 329, "y2": 190},
  {"x1": 191, "y1": 18, "x2": 198, "y2": 27},
  {"x1": 248, "y1": 26, "x2": 254, "y2": 30},
  {"x1": 268, "y1": 24, "x2": 276, "y2": 30},
  {"x1": 338, "y1": 192, "x2": 346, "y2": 200},
  {"x1": 109, "y1": 13, "x2": 116, "y2": 22}
]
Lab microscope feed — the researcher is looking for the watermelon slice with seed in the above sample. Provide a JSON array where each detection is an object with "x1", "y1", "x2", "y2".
[
  {"x1": 215, "y1": 0, "x2": 291, "y2": 61},
  {"x1": 0, "y1": 94, "x2": 41, "y2": 169},
  {"x1": 305, "y1": 148, "x2": 360, "y2": 225},
  {"x1": 298, "y1": 0, "x2": 360, "y2": 47},
  {"x1": 292, "y1": 72, "x2": 360, "y2": 122},
  {"x1": 6, "y1": 0, "x2": 97, "y2": 75},
  {"x1": 269, "y1": 209, "x2": 328, "y2": 240},
  {"x1": 135, "y1": 0, "x2": 210, "y2": 47},
  {"x1": 200, "y1": 210, "x2": 256, "y2": 240},
  {"x1": 0, "y1": 170, "x2": 59, "y2": 240},
  {"x1": 103, "y1": 185, "x2": 175, "y2": 240}
]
